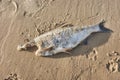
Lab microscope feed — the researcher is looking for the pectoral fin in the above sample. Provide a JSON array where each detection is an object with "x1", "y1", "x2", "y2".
[
  {"x1": 63, "y1": 51, "x2": 72, "y2": 55},
  {"x1": 42, "y1": 46, "x2": 53, "y2": 51},
  {"x1": 63, "y1": 48, "x2": 72, "y2": 55},
  {"x1": 83, "y1": 38, "x2": 88, "y2": 45}
]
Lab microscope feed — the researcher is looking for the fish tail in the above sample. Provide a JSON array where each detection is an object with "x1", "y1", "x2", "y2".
[{"x1": 98, "y1": 20, "x2": 113, "y2": 32}]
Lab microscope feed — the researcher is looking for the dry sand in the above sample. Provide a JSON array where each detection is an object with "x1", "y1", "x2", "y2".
[{"x1": 0, "y1": 0, "x2": 120, "y2": 80}]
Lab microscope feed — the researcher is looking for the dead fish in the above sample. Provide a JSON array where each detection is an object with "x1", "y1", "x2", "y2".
[{"x1": 17, "y1": 20, "x2": 111, "y2": 56}]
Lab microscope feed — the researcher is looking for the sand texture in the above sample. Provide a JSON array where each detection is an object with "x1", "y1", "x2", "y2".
[{"x1": 0, "y1": 0, "x2": 120, "y2": 80}]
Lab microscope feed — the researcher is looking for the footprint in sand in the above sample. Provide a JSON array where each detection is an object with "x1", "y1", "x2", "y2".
[
  {"x1": 107, "y1": 51, "x2": 120, "y2": 57},
  {"x1": 88, "y1": 48, "x2": 98, "y2": 61},
  {"x1": 4, "y1": 73, "x2": 21, "y2": 80},
  {"x1": 106, "y1": 57, "x2": 120, "y2": 73},
  {"x1": 106, "y1": 51, "x2": 120, "y2": 73}
]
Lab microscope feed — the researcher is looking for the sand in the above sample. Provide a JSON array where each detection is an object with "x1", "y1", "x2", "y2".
[{"x1": 0, "y1": 0, "x2": 120, "y2": 80}]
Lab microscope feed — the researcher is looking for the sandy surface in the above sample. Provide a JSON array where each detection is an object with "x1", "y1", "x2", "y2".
[{"x1": 0, "y1": 0, "x2": 120, "y2": 80}]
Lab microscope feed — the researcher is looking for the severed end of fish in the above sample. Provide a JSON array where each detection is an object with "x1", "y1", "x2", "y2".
[{"x1": 17, "y1": 44, "x2": 27, "y2": 51}]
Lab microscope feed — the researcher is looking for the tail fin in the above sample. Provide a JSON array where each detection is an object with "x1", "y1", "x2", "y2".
[{"x1": 99, "y1": 20, "x2": 113, "y2": 32}]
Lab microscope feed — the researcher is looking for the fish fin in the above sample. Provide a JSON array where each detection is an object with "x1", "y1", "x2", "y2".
[
  {"x1": 42, "y1": 46, "x2": 53, "y2": 51},
  {"x1": 63, "y1": 51, "x2": 72, "y2": 55},
  {"x1": 62, "y1": 48, "x2": 72, "y2": 55},
  {"x1": 35, "y1": 49, "x2": 41, "y2": 56},
  {"x1": 99, "y1": 20, "x2": 113, "y2": 32},
  {"x1": 63, "y1": 48, "x2": 73, "y2": 51},
  {"x1": 82, "y1": 38, "x2": 88, "y2": 45}
]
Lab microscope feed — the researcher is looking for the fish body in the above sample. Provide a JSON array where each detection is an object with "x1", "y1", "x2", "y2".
[{"x1": 17, "y1": 21, "x2": 110, "y2": 56}]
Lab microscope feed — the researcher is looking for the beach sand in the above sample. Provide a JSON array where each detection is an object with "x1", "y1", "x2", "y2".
[{"x1": 0, "y1": 0, "x2": 120, "y2": 80}]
